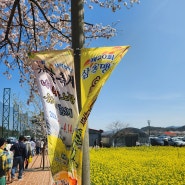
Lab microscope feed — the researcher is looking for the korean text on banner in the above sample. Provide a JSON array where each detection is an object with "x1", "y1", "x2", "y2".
[
  {"x1": 79, "y1": 46, "x2": 130, "y2": 139},
  {"x1": 81, "y1": 46, "x2": 130, "y2": 105},
  {"x1": 30, "y1": 50, "x2": 80, "y2": 184},
  {"x1": 69, "y1": 46, "x2": 130, "y2": 179},
  {"x1": 29, "y1": 46, "x2": 129, "y2": 185}
]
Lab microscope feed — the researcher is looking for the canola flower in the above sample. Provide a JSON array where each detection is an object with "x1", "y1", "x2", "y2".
[{"x1": 90, "y1": 146, "x2": 185, "y2": 185}]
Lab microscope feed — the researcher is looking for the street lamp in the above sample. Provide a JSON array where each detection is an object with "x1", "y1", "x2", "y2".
[{"x1": 147, "y1": 120, "x2": 151, "y2": 145}]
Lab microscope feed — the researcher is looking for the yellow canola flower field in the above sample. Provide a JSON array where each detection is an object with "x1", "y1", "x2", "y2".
[{"x1": 90, "y1": 146, "x2": 185, "y2": 185}]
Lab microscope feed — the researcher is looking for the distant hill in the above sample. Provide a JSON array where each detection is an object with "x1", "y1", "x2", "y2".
[
  {"x1": 173, "y1": 125, "x2": 185, "y2": 131},
  {"x1": 103, "y1": 125, "x2": 185, "y2": 137},
  {"x1": 166, "y1": 126, "x2": 181, "y2": 129},
  {"x1": 141, "y1": 126, "x2": 165, "y2": 132},
  {"x1": 140, "y1": 125, "x2": 185, "y2": 136}
]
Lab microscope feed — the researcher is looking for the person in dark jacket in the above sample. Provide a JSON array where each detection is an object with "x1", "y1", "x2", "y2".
[{"x1": 10, "y1": 135, "x2": 27, "y2": 180}]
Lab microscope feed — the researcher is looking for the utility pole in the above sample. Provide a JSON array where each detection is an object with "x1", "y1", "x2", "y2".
[
  {"x1": 147, "y1": 120, "x2": 151, "y2": 146},
  {"x1": 71, "y1": 1, "x2": 90, "y2": 185}
]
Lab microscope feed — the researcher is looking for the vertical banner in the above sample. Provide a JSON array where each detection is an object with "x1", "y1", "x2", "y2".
[
  {"x1": 30, "y1": 50, "x2": 80, "y2": 184},
  {"x1": 30, "y1": 46, "x2": 129, "y2": 185},
  {"x1": 70, "y1": 46, "x2": 130, "y2": 182}
]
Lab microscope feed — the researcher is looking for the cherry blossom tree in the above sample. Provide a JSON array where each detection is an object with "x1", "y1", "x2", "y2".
[{"x1": 0, "y1": 0, "x2": 140, "y2": 102}]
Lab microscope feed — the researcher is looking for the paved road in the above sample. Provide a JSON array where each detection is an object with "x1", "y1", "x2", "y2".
[{"x1": 9, "y1": 154, "x2": 53, "y2": 185}]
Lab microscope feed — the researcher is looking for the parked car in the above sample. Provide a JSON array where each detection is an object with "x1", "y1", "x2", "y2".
[
  {"x1": 150, "y1": 137, "x2": 164, "y2": 146},
  {"x1": 7, "y1": 137, "x2": 18, "y2": 144},
  {"x1": 167, "y1": 137, "x2": 185, "y2": 147}
]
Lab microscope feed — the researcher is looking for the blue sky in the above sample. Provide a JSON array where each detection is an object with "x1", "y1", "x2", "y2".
[
  {"x1": 1, "y1": 1, "x2": 185, "y2": 131},
  {"x1": 86, "y1": 0, "x2": 185, "y2": 130}
]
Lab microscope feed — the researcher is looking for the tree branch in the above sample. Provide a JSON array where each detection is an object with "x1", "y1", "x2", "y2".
[
  {"x1": 29, "y1": 0, "x2": 71, "y2": 42},
  {"x1": 31, "y1": 2, "x2": 37, "y2": 50},
  {"x1": 5, "y1": 0, "x2": 20, "y2": 40},
  {"x1": 17, "y1": 2, "x2": 22, "y2": 52}
]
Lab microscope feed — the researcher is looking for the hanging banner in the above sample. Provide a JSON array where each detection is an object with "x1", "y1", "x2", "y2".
[
  {"x1": 81, "y1": 46, "x2": 130, "y2": 105},
  {"x1": 69, "y1": 46, "x2": 130, "y2": 182},
  {"x1": 29, "y1": 46, "x2": 129, "y2": 185},
  {"x1": 29, "y1": 50, "x2": 80, "y2": 184}
]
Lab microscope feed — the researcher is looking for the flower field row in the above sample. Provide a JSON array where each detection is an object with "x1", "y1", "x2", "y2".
[{"x1": 90, "y1": 146, "x2": 185, "y2": 185}]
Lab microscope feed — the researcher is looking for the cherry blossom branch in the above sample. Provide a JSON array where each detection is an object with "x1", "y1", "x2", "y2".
[
  {"x1": 31, "y1": 2, "x2": 37, "y2": 50},
  {"x1": 29, "y1": 0, "x2": 71, "y2": 42}
]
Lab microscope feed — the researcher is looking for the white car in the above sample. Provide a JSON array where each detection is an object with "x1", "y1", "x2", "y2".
[
  {"x1": 7, "y1": 137, "x2": 18, "y2": 144},
  {"x1": 168, "y1": 137, "x2": 185, "y2": 147}
]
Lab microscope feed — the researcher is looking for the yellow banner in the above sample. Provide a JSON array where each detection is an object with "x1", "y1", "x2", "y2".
[
  {"x1": 29, "y1": 50, "x2": 80, "y2": 184},
  {"x1": 69, "y1": 46, "x2": 130, "y2": 183},
  {"x1": 81, "y1": 46, "x2": 130, "y2": 106}
]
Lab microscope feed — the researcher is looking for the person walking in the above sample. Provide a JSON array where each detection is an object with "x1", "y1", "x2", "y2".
[
  {"x1": 93, "y1": 138, "x2": 99, "y2": 148},
  {"x1": 24, "y1": 138, "x2": 32, "y2": 170},
  {"x1": 35, "y1": 139, "x2": 41, "y2": 155},
  {"x1": 10, "y1": 135, "x2": 27, "y2": 180},
  {"x1": 30, "y1": 138, "x2": 36, "y2": 156},
  {"x1": 40, "y1": 139, "x2": 45, "y2": 154},
  {"x1": 4, "y1": 140, "x2": 14, "y2": 184},
  {"x1": 0, "y1": 138, "x2": 12, "y2": 185}
]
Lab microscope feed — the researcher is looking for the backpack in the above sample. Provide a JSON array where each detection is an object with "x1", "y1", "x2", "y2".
[{"x1": 0, "y1": 152, "x2": 6, "y2": 177}]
